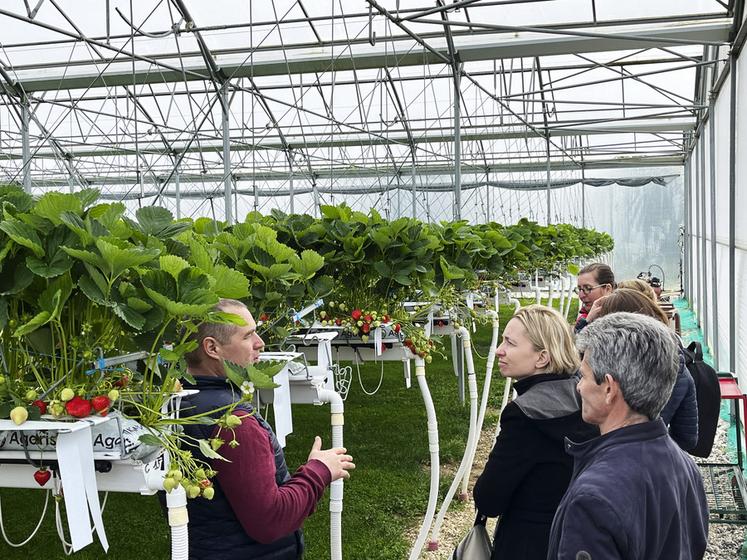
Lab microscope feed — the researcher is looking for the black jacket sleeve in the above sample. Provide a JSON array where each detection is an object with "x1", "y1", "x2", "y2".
[{"x1": 473, "y1": 402, "x2": 543, "y2": 517}]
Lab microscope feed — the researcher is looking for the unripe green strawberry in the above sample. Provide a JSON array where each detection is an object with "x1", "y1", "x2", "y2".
[
  {"x1": 194, "y1": 468, "x2": 206, "y2": 480},
  {"x1": 202, "y1": 487, "x2": 215, "y2": 500},
  {"x1": 108, "y1": 389, "x2": 119, "y2": 402},
  {"x1": 210, "y1": 438, "x2": 224, "y2": 451},
  {"x1": 60, "y1": 388, "x2": 75, "y2": 402},
  {"x1": 170, "y1": 470, "x2": 183, "y2": 482},
  {"x1": 187, "y1": 485, "x2": 201, "y2": 499},
  {"x1": 10, "y1": 406, "x2": 28, "y2": 425},
  {"x1": 50, "y1": 401, "x2": 65, "y2": 417},
  {"x1": 25, "y1": 389, "x2": 38, "y2": 401},
  {"x1": 163, "y1": 477, "x2": 177, "y2": 492},
  {"x1": 224, "y1": 414, "x2": 242, "y2": 429}
]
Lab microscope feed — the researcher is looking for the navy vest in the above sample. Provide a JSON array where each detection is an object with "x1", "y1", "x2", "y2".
[{"x1": 181, "y1": 375, "x2": 303, "y2": 560}]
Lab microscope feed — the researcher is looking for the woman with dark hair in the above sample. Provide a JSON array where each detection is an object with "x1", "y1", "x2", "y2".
[
  {"x1": 591, "y1": 288, "x2": 698, "y2": 451},
  {"x1": 574, "y1": 262, "x2": 615, "y2": 333},
  {"x1": 473, "y1": 305, "x2": 597, "y2": 559}
]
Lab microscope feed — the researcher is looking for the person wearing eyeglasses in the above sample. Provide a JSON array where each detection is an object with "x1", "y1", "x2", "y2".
[{"x1": 573, "y1": 263, "x2": 615, "y2": 333}]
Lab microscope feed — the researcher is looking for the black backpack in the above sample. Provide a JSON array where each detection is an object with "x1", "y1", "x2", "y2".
[{"x1": 682, "y1": 341, "x2": 721, "y2": 458}]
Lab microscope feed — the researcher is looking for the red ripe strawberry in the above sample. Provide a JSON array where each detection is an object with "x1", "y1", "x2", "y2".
[
  {"x1": 364, "y1": 314, "x2": 373, "y2": 323},
  {"x1": 259, "y1": 312, "x2": 269, "y2": 322},
  {"x1": 31, "y1": 400, "x2": 47, "y2": 415},
  {"x1": 65, "y1": 396, "x2": 92, "y2": 418},
  {"x1": 382, "y1": 315, "x2": 390, "y2": 323},
  {"x1": 114, "y1": 375, "x2": 130, "y2": 388},
  {"x1": 334, "y1": 318, "x2": 342, "y2": 326},
  {"x1": 351, "y1": 309, "x2": 362, "y2": 321},
  {"x1": 393, "y1": 323, "x2": 401, "y2": 333},
  {"x1": 33, "y1": 468, "x2": 51, "y2": 486},
  {"x1": 361, "y1": 323, "x2": 370, "y2": 334},
  {"x1": 91, "y1": 395, "x2": 111, "y2": 416}
]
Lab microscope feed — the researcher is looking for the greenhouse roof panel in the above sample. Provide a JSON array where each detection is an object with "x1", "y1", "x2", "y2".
[{"x1": 0, "y1": 0, "x2": 734, "y2": 202}]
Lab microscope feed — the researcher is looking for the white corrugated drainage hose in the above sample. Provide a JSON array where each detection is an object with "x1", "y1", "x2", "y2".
[
  {"x1": 166, "y1": 485, "x2": 189, "y2": 560},
  {"x1": 558, "y1": 276, "x2": 567, "y2": 314},
  {"x1": 562, "y1": 274, "x2": 575, "y2": 319},
  {"x1": 493, "y1": 297, "x2": 520, "y2": 440},
  {"x1": 494, "y1": 376, "x2": 515, "y2": 439},
  {"x1": 316, "y1": 388, "x2": 345, "y2": 560},
  {"x1": 145, "y1": 456, "x2": 188, "y2": 560},
  {"x1": 409, "y1": 356, "x2": 439, "y2": 560},
  {"x1": 426, "y1": 316, "x2": 500, "y2": 550},
  {"x1": 460, "y1": 311, "x2": 501, "y2": 495}
]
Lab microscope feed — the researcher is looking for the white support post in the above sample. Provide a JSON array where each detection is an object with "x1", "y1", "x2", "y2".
[
  {"x1": 222, "y1": 84, "x2": 233, "y2": 225},
  {"x1": 21, "y1": 100, "x2": 31, "y2": 193}
]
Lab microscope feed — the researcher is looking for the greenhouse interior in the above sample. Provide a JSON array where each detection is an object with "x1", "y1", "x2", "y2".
[{"x1": 0, "y1": 0, "x2": 745, "y2": 559}]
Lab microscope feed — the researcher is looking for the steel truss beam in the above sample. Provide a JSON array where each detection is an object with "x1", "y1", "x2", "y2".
[{"x1": 2, "y1": 14, "x2": 731, "y2": 92}]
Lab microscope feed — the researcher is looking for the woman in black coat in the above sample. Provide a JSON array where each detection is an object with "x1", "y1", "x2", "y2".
[{"x1": 473, "y1": 305, "x2": 597, "y2": 560}]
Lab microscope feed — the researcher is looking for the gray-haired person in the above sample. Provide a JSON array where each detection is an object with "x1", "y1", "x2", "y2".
[{"x1": 547, "y1": 312, "x2": 708, "y2": 560}]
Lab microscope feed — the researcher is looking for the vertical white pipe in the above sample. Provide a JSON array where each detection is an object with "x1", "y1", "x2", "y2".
[
  {"x1": 558, "y1": 276, "x2": 567, "y2": 314},
  {"x1": 221, "y1": 84, "x2": 233, "y2": 225},
  {"x1": 316, "y1": 388, "x2": 344, "y2": 560},
  {"x1": 494, "y1": 377, "x2": 514, "y2": 439},
  {"x1": 408, "y1": 357, "x2": 439, "y2": 560},
  {"x1": 165, "y1": 486, "x2": 189, "y2": 560},
  {"x1": 428, "y1": 324, "x2": 484, "y2": 549},
  {"x1": 21, "y1": 101, "x2": 31, "y2": 193}
]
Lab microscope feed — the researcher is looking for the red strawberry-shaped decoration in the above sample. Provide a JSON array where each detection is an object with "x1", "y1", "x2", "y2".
[
  {"x1": 351, "y1": 309, "x2": 362, "y2": 321},
  {"x1": 91, "y1": 395, "x2": 111, "y2": 416},
  {"x1": 33, "y1": 468, "x2": 51, "y2": 486},
  {"x1": 66, "y1": 396, "x2": 92, "y2": 418},
  {"x1": 31, "y1": 400, "x2": 47, "y2": 415}
]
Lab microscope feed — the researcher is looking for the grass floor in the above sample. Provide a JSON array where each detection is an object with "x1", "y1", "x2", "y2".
[{"x1": 0, "y1": 298, "x2": 575, "y2": 559}]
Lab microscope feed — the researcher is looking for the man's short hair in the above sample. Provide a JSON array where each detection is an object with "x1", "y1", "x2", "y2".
[
  {"x1": 184, "y1": 299, "x2": 248, "y2": 367},
  {"x1": 576, "y1": 312, "x2": 679, "y2": 420}
]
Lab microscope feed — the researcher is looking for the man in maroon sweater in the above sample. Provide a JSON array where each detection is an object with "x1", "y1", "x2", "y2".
[{"x1": 182, "y1": 299, "x2": 355, "y2": 559}]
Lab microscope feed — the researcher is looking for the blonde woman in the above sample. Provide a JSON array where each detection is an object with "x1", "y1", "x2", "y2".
[
  {"x1": 473, "y1": 305, "x2": 597, "y2": 560},
  {"x1": 617, "y1": 278, "x2": 658, "y2": 303}
]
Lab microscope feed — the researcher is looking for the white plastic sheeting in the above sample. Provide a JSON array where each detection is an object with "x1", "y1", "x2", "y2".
[{"x1": 686, "y1": 40, "x2": 747, "y2": 389}]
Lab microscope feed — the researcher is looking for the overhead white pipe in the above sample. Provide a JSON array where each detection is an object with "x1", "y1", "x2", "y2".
[
  {"x1": 408, "y1": 356, "x2": 439, "y2": 560},
  {"x1": 316, "y1": 387, "x2": 345, "y2": 560},
  {"x1": 427, "y1": 324, "x2": 484, "y2": 549}
]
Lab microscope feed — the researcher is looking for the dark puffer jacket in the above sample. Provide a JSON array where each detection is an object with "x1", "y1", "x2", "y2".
[
  {"x1": 181, "y1": 376, "x2": 302, "y2": 560},
  {"x1": 473, "y1": 373, "x2": 598, "y2": 560},
  {"x1": 659, "y1": 346, "x2": 699, "y2": 451}
]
